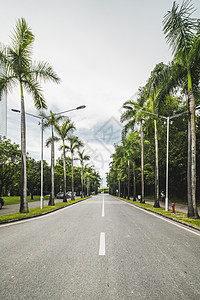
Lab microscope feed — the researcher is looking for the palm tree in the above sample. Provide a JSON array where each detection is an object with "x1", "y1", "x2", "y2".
[
  {"x1": 55, "y1": 118, "x2": 75, "y2": 202},
  {"x1": 145, "y1": 69, "x2": 163, "y2": 208},
  {"x1": 83, "y1": 163, "x2": 90, "y2": 196},
  {"x1": 125, "y1": 131, "x2": 140, "y2": 201},
  {"x1": 66, "y1": 136, "x2": 83, "y2": 200},
  {"x1": 121, "y1": 87, "x2": 146, "y2": 203},
  {"x1": 78, "y1": 150, "x2": 90, "y2": 198},
  {"x1": 111, "y1": 145, "x2": 125, "y2": 197},
  {"x1": 0, "y1": 18, "x2": 60, "y2": 213},
  {"x1": 163, "y1": 0, "x2": 200, "y2": 218},
  {"x1": 153, "y1": 117, "x2": 160, "y2": 208},
  {"x1": 44, "y1": 111, "x2": 62, "y2": 206},
  {"x1": 122, "y1": 138, "x2": 132, "y2": 200}
]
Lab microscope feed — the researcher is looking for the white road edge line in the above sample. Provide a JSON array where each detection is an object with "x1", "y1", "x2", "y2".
[
  {"x1": 102, "y1": 196, "x2": 105, "y2": 217},
  {"x1": 99, "y1": 232, "x2": 105, "y2": 255},
  {"x1": 121, "y1": 200, "x2": 200, "y2": 237}
]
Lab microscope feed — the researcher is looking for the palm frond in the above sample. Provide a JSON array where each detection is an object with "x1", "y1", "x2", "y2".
[
  {"x1": 163, "y1": 0, "x2": 198, "y2": 56},
  {"x1": 45, "y1": 137, "x2": 52, "y2": 147},
  {"x1": 32, "y1": 61, "x2": 61, "y2": 83},
  {"x1": 68, "y1": 135, "x2": 84, "y2": 151},
  {"x1": 43, "y1": 110, "x2": 63, "y2": 128},
  {"x1": 45, "y1": 136, "x2": 59, "y2": 147},
  {"x1": 121, "y1": 120, "x2": 135, "y2": 138},
  {"x1": 0, "y1": 74, "x2": 18, "y2": 99},
  {"x1": 22, "y1": 77, "x2": 47, "y2": 109},
  {"x1": 54, "y1": 118, "x2": 75, "y2": 139},
  {"x1": 10, "y1": 18, "x2": 34, "y2": 57}
]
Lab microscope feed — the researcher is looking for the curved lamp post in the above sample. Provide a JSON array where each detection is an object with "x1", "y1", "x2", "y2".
[
  {"x1": 12, "y1": 105, "x2": 86, "y2": 209},
  {"x1": 123, "y1": 104, "x2": 200, "y2": 211},
  {"x1": 123, "y1": 105, "x2": 187, "y2": 211}
]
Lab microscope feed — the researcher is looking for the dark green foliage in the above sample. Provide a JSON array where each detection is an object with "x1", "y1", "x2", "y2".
[{"x1": 0, "y1": 136, "x2": 21, "y2": 196}]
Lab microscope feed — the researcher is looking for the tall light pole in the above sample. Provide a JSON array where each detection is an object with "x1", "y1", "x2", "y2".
[
  {"x1": 12, "y1": 105, "x2": 86, "y2": 209},
  {"x1": 123, "y1": 105, "x2": 189, "y2": 211}
]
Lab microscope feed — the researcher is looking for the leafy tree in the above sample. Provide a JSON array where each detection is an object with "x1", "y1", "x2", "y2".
[
  {"x1": 0, "y1": 136, "x2": 21, "y2": 196},
  {"x1": 27, "y1": 158, "x2": 40, "y2": 199},
  {"x1": 0, "y1": 18, "x2": 60, "y2": 212}
]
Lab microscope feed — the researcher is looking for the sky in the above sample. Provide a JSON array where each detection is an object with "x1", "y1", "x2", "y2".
[{"x1": 1, "y1": 0, "x2": 200, "y2": 187}]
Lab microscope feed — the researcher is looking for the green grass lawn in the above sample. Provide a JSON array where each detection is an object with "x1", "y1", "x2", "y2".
[
  {"x1": 116, "y1": 197, "x2": 200, "y2": 229},
  {"x1": 0, "y1": 197, "x2": 90, "y2": 223},
  {"x1": 2, "y1": 195, "x2": 50, "y2": 205}
]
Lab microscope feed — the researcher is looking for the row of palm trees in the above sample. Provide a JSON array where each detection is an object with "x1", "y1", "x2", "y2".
[
  {"x1": 109, "y1": 0, "x2": 200, "y2": 218},
  {"x1": 44, "y1": 112, "x2": 90, "y2": 205}
]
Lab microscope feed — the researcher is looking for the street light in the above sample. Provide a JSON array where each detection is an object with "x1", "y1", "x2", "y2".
[
  {"x1": 12, "y1": 105, "x2": 86, "y2": 209},
  {"x1": 52, "y1": 105, "x2": 86, "y2": 116},
  {"x1": 123, "y1": 105, "x2": 188, "y2": 211}
]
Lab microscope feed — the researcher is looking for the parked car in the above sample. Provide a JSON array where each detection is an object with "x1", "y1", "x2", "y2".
[
  {"x1": 66, "y1": 191, "x2": 72, "y2": 198},
  {"x1": 0, "y1": 197, "x2": 4, "y2": 209},
  {"x1": 56, "y1": 192, "x2": 64, "y2": 199}
]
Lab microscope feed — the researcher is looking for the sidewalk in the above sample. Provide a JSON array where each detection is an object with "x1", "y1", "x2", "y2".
[
  {"x1": 143, "y1": 198, "x2": 200, "y2": 214},
  {"x1": 0, "y1": 199, "x2": 64, "y2": 216}
]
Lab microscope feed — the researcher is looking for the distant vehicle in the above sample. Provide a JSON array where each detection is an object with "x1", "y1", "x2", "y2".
[
  {"x1": 56, "y1": 192, "x2": 64, "y2": 199},
  {"x1": 67, "y1": 191, "x2": 72, "y2": 198},
  {"x1": 0, "y1": 197, "x2": 4, "y2": 209}
]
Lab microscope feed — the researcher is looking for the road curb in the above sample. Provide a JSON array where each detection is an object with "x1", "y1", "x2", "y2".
[
  {"x1": 0, "y1": 197, "x2": 90, "y2": 225},
  {"x1": 119, "y1": 198, "x2": 200, "y2": 232}
]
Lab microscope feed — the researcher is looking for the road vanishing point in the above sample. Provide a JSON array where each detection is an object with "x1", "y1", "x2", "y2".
[{"x1": 1, "y1": 194, "x2": 200, "y2": 300}]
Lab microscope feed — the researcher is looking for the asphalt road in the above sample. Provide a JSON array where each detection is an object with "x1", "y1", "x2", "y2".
[{"x1": 1, "y1": 194, "x2": 200, "y2": 300}]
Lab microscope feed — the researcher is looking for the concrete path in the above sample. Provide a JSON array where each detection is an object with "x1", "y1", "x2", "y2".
[
  {"x1": 144, "y1": 198, "x2": 200, "y2": 214},
  {"x1": 0, "y1": 199, "x2": 63, "y2": 216}
]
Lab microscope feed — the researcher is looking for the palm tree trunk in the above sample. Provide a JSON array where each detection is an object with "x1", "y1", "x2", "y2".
[
  {"x1": 118, "y1": 180, "x2": 121, "y2": 197},
  {"x1": 187, "y1": 113, "x2": 194, "y2": 217},
  {"x1": 71, "y1": 152, "x2": 75, "y2": 200},
  {"x1": 123, "y1": 181, "x2": 126, "y2": 199},
  {"x1": 81, "y1": 164, "x2": 84, "y2": 198},
  {"x1": 83, "y1": 175, "x2": 86, "y2": 197},
  {"x1": 127, "y1": 159, "x2": 130, "y2": 200},
  {"x1": 49, "y1": 125, "x2": 55, "y2": 206},
  {"x1": 188, "y1": 80, "x2": 199, "y2": 218},
  {"x1": 141, "y1": 120, "x2": 145, "y2": 203},
  {"x1": 133, "y1": 161, "x2": 136, "y2": 201},
  {"x1": 63, "y1": 142, "x2": 67, "y2": 202},
  {"x1": 20, "y1": 83, "x2": 29, "y2": 213},
  {"x1": 87, "y1": 176, "x2": 90, "y2": 196},
  {"x1": 154, "y1": 120, "x2": 160, "y2": 208}
]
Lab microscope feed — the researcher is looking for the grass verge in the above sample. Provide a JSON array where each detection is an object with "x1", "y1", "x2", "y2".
[
  {"x1": 2, "y1": 195, "x2": 49, "y2": 206},
  {"x1": 0, "y1": 197, "x2": 90, "y2": 224},
  {"x1": 116, "y1": 197, "x2": 200, "y2": 229}
]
